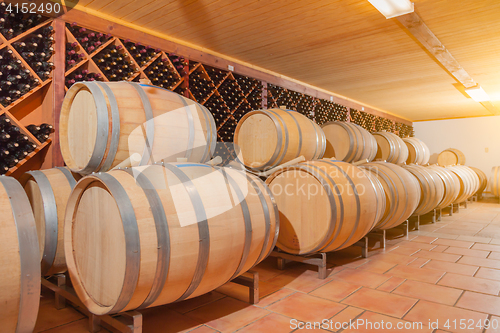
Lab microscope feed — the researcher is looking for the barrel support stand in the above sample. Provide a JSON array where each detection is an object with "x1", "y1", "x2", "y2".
[
  {"x1": 354, "y1": 230, "x2": 386, "y2": 258},
  {"x1": 449, "y1": 204, "x2": 453, "y2": 216},
  {"x1": 438, "y1": 209, "x2": 442, "y2": 221},
  {"x1": 432, "y1": 210, "x2": 437, "y2": 223},
  {"x1": 42, "y1": 274, "x2": 143, "y2": 333},
  {"x1": 270, "y1": 250, "x2": 327, "y2": 279},
  {"x1": 231, "y1": 270, "x2": 259, "y2": 304}
]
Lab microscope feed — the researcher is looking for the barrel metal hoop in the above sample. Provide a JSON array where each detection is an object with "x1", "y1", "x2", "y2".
[
  {"x1": 121, "y1": 169, "x2": 170, "y2": 309},
  {"x1": 215, "y1": 167, "x2": 253, "y2": 281},
  {"x1": 163, "y1": 164, "x2": 210, "y2": 301},
  {"x1": 198, "y1": 105, "x2": 214, "y2": 162},
  {"x1": 267, "y1": 109, "x2": 289, "y2": 167},
  {"x1": 94, "y1": 173, "x2": 141, "y2": 314},
  {"x1": 258, "y1": 110, "x2": 283, "y2": 169},
  {"x1": 128, "y1": 82, "x2": 155, "y2": 165},
  {"x1": 318, "y1": 122, "x2": 327, "y2": 159},
  {"x1": 81, "y1": 82, "x2": 110, "y2": 174},
  {"x1": 360, "y1": 168, "x2": 383, "y2": 229},
  {"x1": 56, "y1": 167, "x2": 77, "y2": 189},
  {"x1": 97, "y1": 82, "x2": 121, "y2": 171},
  {"x1": 319, "y1": 160, "x2": 361, "y2": 249},
  {"x1": 380, "y1": 132, "x2": 396, "y2": 163},
  {"x1": 287, "y1": 111, "x2": 303, "y2": 159},
  {"x1": 364, "y1": 165, "x2": 399, "y2": 229},
  {"x1": 26, "y1": 171, "x2": 58, "y2": 275},
  {"x1": 246, "y1": 176, "x2": 273, "y2": 265},
  {"x1": 0, "y1": 177, "x2": 41, "y2": 333},
  {"x1": 336, "y1": 122, "x2": 355, "y2": 162},
  {"x1": 261, "y1": 178, "x2": 280, "y2": 256}
]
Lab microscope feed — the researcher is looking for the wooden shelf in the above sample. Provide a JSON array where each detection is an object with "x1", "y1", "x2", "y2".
[{"x1": 6, "y1": 139, "x2": 51, "y2": 177}]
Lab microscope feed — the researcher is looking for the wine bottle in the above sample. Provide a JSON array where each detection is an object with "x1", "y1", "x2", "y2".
[{"x1": 4, "y1": 155, "x2": 19, "y2": 168}]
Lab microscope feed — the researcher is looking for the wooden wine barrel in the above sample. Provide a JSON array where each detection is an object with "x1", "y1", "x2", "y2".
[
  {"x1": 20, "y1": 168, "x2": 81, "y2": 276},
  {"x1": 0, "y1": 176, "x2": 40, "y2": 333},
  {"x1": 491, "y1": 166, "x2": 500, "y2": 196},
  {"x1": 446, "y1": 166, "x2": 479, "y2": 203},
  {"x1": 60, "y1": 82, "x2": 217, "y2": 175},
  {"x1": 234, "y1": 108, "x2": 326, "y2": 170},
  {"x1": 403, "y1": 165, "x2": 445, "y2": 215},
  {"x1": 373, "y1": 131, "x2": 409, "y2": 164},
  {"x1": 427, "y1": 165, "x2": 460, "y2": 209},
  {"x1": 469, "y1": 167, "x2": 487, "y2": 197},
  {"x1": 64, "y1": 163, "x2": 278, "y2": 315},
  {"x1": 265, "y1": 160, "x2": 385, "y2": 255},
  {"x1": 437, "y1": 148, "x2": 466, "y2": 166},
  {"x1": 361, "y1": 162, "x2": 420, "y2": 230},
  {"x1": 403, "y1": 137, "x2": 430, "y2": 165},
  {"x1": 321, "y1": 121, "x2": 377, "y2": 163}
]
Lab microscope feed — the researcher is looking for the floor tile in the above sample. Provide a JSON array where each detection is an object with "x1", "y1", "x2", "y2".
[
  {"x1": 472, "y1": 243, "x2": 500, "y2": 252},
  {"x1": 389, "y1": 246, "x2": 421, "y2": 256},
  {"x1": 187, "y1": 326, "x2": 218, "y2": 333},
  {"x1": 235, "y1": 313, "x2": 292, "y2": 333},
  {"x1": 458, "y1": 256, "x2": 500, "y2": 269},
  {"x1": 422, "y1": 260, "x2": 479, "y2": 276},
  {"x1": 431, "y1": 245, "x2": 449, "y2": 252},
  {"x1": 432, "y1": 238, "x2": 474, "y2": 248},
  {"x1": 267, "y1": 293, "x2": 345, "y2": 323},
  {"x1": 184, "y1": 297, "x2": 269, "y2": 333},
  {"x1": 490, "y1": 239, "x2": 500, "y2": 245},
  {"x1": 38, "y1": 319, "x2": 109, "y2": 333},
  {"x1": 410, "y1": 236, "x2": 439, "y2": 244},
  {"x1": 457, "y1": 235, "x2": 492, "y2": 243},
  {"x1": 332, "y1": 268, "x2": 390, "y2": 288},
  {"x1": 490, "y1": 252, "x2": 500, "y2": 260},
  {"x1": 168, "y1": 292, "x2": 226, "y2": 314},
  {"x1": 342, "y1": 311, "x2": 432, "y2": 333},
  {"x1": 412, "y1": 250, "x2": 462, "y2": 263},
  {"x1": 370, "y1": 253, "x2": 417, "y2": 265},
  {"x1": 251, "y1": 257, "x2": 288, "y2": 282},
  {"x1": 329, "y1": 306, "x2": 364, "y2": 329},
  {"x1": 216, "y1": 280, "x2": 280, "y2": 303},
  {"x1": 438, "y1": 272, "x2": 500, "y2": 295},
  {"x1": 309, "y1": 279, "x2": 361, "y2": 302},
  {"x1": 386, "y1": 264, "x2": 446, "y2": 284},
  {"x1": 456, "y1": 291, "x2": 500, "y2": 316},
  {"x1": 407, "y1": 257, "x2": 430, "y2": 268},
  {"x1": 397, "y1": 240, "x2": 438, "y2": 251},
  {"x1": 437, "y1": 228, "x2": 478, "y2": 236},
  {"x1": 444, "y1": 246, "x2": 490, "y2": 258},
  {"x1": 140, "y1": 306, "x2": 204, "y2": 333},
  {"x1": 474, "y1": 267, "x2": 500, "y2": 281},
  {"x1": 34, "y1": 298, "x2": 85, "y2": 332},
  {"x1": 393, "y1": 280, "x2": 462, "y2": 306},
  {"x1": 266, "y1": 267, "x2": 331, "y2": 293},
  {"x1": 342, "y1": 287, "x2": 417, "y2": 318},
  {"x1": 404, "y1": 300, "x2": 488, "y2": 333},
  {"x1": 429, "y1": 233, "x2": 459, "y2": 240},
  {"x1": 255, "y1": 288, "x2": 295, "y2": 308},
  {"x1": 376, "y1": 276, "x2": 406, "y2": 292},
  {"x1": 485, "y1": 316, "x2": 500, "y2": 333},
  {"x1": 355, "y1": 259, "x2": 397, "y2": 274}
]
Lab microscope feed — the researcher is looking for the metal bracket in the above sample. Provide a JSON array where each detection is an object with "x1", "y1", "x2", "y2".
[
  {"x1": 42, "y1": 274, "x2": 143, "y2": 333},
  {"x1": 438, "y1": 208, "x2": 442, "y2": 221},
  {"x1": 231, "y1": 270, "x2": 259, "y2": 304},
  {"x1": 270, "y1": 251, "x2": 327, "y2": 279}
]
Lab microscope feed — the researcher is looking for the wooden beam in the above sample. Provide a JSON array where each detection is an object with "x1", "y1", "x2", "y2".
[
  {"x1": 397, "y1": 12, "x2": 476, "y2": 89},
  {"x1": 60, "y1": 7, "x2": 412, "y2": 125}
]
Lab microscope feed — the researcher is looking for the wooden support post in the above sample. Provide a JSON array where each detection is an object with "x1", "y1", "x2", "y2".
[
  {"x1": 232, "y1": 271, "x2": 259, "y2": 304},
  {"x1": 261, "y1": 81, "x2": 268, "y2": 109},
  {"x1": 54, "y1": 274, "x2": 66, "y2": 310},
  {"x1": 51, "y1": 19, "x2": 66, "y2": 167},
  {"x1": 270, "y1": 251, "x2": 327, "y2": 279}
]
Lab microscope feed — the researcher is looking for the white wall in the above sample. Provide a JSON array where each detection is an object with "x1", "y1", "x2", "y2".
[{"x1": 413, "y1": 116, "x2": 500, "y2": 182}]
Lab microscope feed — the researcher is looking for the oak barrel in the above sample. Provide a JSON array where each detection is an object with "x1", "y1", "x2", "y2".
[
  {"x1": 446, "y1": 166, "x2": 480, "y2": 203},
  {"x1": 403, "y1": 137, "x2": 430, "y2": 165},
  {"x1": 403, "y1": 165, "x2": 445, "y2": 215},
  {"x1": 427, "y1": 165, "x2": 461, "y2": 209},
  {"x1": 437, "y1": 148, "x2": 466, "y2": 166},
  {"x1": 469, "y1": 167, "x2": 487, "y2": 197},
  {"x1": 321, "y1": 121, "x2": 377, "y2": 162},
  {"x1": 373, "y1": 131, "x2": 409, "y2": 164},
  {"x1": 60, "y1": 82, "x2": 217, "y2": 175},
  {"x1": 234, "y1": 108, "x2": 326, "y2": 170},
  {"x1": 64, "y1": 163, "x2": 278, "y2": 315},
  {"x1": 361, "y1": 162, "x2": 420, "y2": 229},
  {"x1": 20, "y1": 168, "x2": 80, "y2": 276},
  {"x1": 491, "y1": 166, "x2": 500, "y2": 196},
  {"x1": 0, "y1": 176, "x2": 40, "y2": 333},
  {"x1": 265, "y1": 160, "x2": 385, "y2": 255}
]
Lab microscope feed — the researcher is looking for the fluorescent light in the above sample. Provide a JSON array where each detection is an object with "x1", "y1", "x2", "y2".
[
  {"x1": 465, "y1": 86, "x2": 490, "y2": 102},
  {"x1": 368, "y1": 0, "x2": 414, "y2": 19}
]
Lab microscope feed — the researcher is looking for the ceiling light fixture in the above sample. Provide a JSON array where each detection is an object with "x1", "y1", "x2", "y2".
[
  {"x1": 368, "y1": 0, "x2": 414, "y2": 19},
  {"x1": 464, "y1": 85, "x2": 490, "y2": 102}
]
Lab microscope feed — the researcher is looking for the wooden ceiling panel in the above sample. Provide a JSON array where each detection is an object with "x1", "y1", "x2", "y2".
[{"x1": 79, "y1": 0, "x2": 500, "y2": 121}]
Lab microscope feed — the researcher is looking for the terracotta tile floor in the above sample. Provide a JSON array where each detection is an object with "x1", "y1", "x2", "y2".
[{"x1": 37, "y1": 196, "x2": 500, "y2": 332}]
